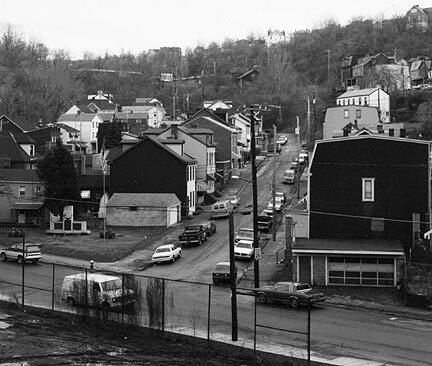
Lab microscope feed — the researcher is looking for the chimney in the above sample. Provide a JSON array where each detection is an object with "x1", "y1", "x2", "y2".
[
  {"x1": 171, "y1": 124, "x2": 178, "y2": 139},
  {"x1": 400, "y1": 128, "x2": 406, "y2": 138},
  {"x1": 389, "y1": 128, "x2": 394, "y2": 137},
  {"x1": 354, "y1": 119, "x2": 358, "y2": 129}
]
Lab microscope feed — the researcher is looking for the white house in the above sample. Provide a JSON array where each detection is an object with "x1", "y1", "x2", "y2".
[
  {"x1": 336, "y1": 87, "x2": 390, "y2": 123},
  {"x1": 266, "y1": 29, "x2": 287, "y2": 46},
  {"x1": 57, "y1": 112, "x2": 103, "y2": 152},
  {"x1": 121, "y1": 105, "x2": 165, "y2": 128},
  {"x1": 231, "y1": 113, "x2": 251, "y2": 150}
]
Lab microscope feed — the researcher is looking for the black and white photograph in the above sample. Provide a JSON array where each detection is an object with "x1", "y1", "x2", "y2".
[{"x1": 0, "y1": 1, "x2": 431, "y2": 365}]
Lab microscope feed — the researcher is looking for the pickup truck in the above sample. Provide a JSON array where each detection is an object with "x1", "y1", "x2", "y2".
[
  {"x1": 179, "y1": 225, "x2": 206, "y2": 247},
  {"x1": 253, "y1": 281, "x2": 325, "y2": 308},
  {"x1": 257, "y1": 215, "x2": 272, "y2": 232}
]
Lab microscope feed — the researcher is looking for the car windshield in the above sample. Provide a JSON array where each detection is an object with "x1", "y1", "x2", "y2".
[
  {"x1": 215, "y1": 264, "x2": 229, "y2": 272},
  {"x1": 156, "y1": 247, "x2": 171, "y2": 253},
  {"x1": 297, "y1": 284, "x2": 311, "y2": 291},
  {"x1": 236, "y1": 242, "x2": 252, "y2": 249},
  {"x1": 26, "y1": 245, "x2": 40, "y2": 253},
  {"x1": 238, "y1": 230, "x2": 253, "y2": 238},
  {"x1": 101, "y1": 279, "x2": 122, "y2": 291},
  {"x1": 185, "y1": 226, "x2": 200, "y2": 232}
]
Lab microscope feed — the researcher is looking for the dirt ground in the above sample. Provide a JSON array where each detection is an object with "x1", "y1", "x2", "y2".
[{"x1": 0, "y1": 301, "x2": 323, "y2": 366}]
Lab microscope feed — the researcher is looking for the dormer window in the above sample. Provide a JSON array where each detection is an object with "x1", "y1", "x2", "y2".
[{"x1": 30, "y1": 145, "x2": 34, "y2": 156}]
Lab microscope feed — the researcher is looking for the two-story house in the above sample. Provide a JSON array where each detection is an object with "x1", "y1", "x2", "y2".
[
  {"x1": 409, "y1": 59, "x2": 429, "y2": 86},
  {"x1": 121, "y1": 105, "x2": 165, "y2": 128},
  {"x1": 143, "y1": 125, "x2": 216, "y2": 204},
  {"x1": 230, "y1": 112, "x2": 251, "y2": 164},
  {"x1": 109, "y1": 136, "x2": 196, "y2": 218},
  {"x1": 406, "y1": 5, "x2": 432, "y2": 31},
  {"x1": 0, "y1": 168, "x2": 44, "y2": 226},
  {"x1": 292, "y1": 135, "x2": 428, "y2": 287},
  {"x1": 57, "y1": 112, "x2": 103, "y2": 153},
  {"x1": 182, "y1": 109, "x2": 239, "y2": 188},
  {"x1": 0, "y1": 132, "x2": 35, "y2": 169},
  {"x1": 336, "y1": 87, "x2": 390, "y2": 123}
]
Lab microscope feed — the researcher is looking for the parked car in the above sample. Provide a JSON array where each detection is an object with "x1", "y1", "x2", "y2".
[
  {"x1": 262, "y1": 208, "x2": 274, "y2": 218},
  {"x1": 266, "y1": 197, "x2": 284, "y2": 212},
  {"x1": 212, "y1": 262, "x2": 237, "y2": 284},
  {"x1": 152, "y1": 244, "x2": 182, "y2": 264},
  {"x1": 0, "y1": 243, "x2": 41, "y2": 264},
  {"x1": 7, "y1": 227, "x2": 24, "y2": 237},
  {"x1": 179, "y1": 225, "x2": 206, "y2": 247},
  {"x1": 99, "y1": 228, "x2": 115, "y2": 239},
  {"x1": 283, "y1": 169, "x2": 295, "y2": 184},
  {"x1": 200, "y1": 221, "x2": 216, "y2": 237},
  {"x1": 234, "y1": 240, "x2": 254, "y2": 260},
  {"x1": 289, "y1": 161, "x2": 298, "y2": 171},
  {"x1": 253, "y1": 281, "x2": 325, "y2": 308},
  {"x1": 257, "y1": 215, "x2": 273, "y2": 232},
  {"x1": 275, "y1": 192, "x2": 286, "y2": 203},
  {"x1": 277, "y1": 136, "x2": 288, "y2": 145},
  {"x1": 211, "y1": 200, "x2": 234, "y2": 219},
  {"x1": 235, "y1": 228, "x2": 254, "y2": 243},
  {"x1": 226, "y1": 195, "x2": 240, "y2": 207},
  {"x1": 61, "y1": 273, "x2": 136, "y2": 310}
]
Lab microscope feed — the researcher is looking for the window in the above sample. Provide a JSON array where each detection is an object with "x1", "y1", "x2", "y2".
[
  {"x1": 19, "y1": 186, "x2": 26, "y2": 196},
  {"x1": 30, "y1": 145, "x2": 34, "y2": 156},
  {"x1": 35, "y1": 186, "x2": 41, "y2": 195},
  {"x1": 347, "y1": 99, "x2": 350, "y2": 105},
  {"x1": 358, "y1": 98, "x2": 362, "y2": 105},
  {"x1": 344, "y1": 109, "x2": 349, "y2": 119},
  {"x1": 356, "y1": 109, "x2": 361, "y2": 119},
  {"x1": 364, "y1": 97, "x2": 367, "y2": 105},
  {"x1": 129, "y1": 206, "x2": 137, "y2": 211},
  {"x1": 362, "y1": 178, "x2": 375, "y2": 202}
]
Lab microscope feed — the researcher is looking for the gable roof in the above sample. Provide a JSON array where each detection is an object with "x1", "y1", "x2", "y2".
[
  {"x1": 57, "y1": 113, "x2": 101, "y2": 123},
  {"x1": 121, "y1": 105, "x2": 157, "y2": 113},
  {"x1": 110, "y1": 135, "x2": 196, "y2": 165},
  {"x1": 188, "y1": 108, "x2": 229, "y2": 125},
  {"x1": 0, "y1": 168, "x2": 40, "y2": 182},
  {"x1": 337, "y1": 87, "x2": 383, "y2": 99},
  {"x1": 317, "y1": 134, "x2": 431, "y2": 146},
  {"x1": 107, "y1": 193, "x2": 180, "y2": 207},
  {"x1": 0, "y1": 133, "x2": 31, "y2": 162},
  {"x1": 183, "y1": 115, "x2": 236, "y2": 132}
]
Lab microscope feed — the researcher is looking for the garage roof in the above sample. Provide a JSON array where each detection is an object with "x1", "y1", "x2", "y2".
[
  {"x1": 293, "y1": 238, "x2": 404, "y2": 256},
  {"x1": 107, "y1": 193, "x2": 180, "y2": 208}
]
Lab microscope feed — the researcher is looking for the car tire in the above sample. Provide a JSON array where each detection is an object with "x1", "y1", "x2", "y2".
[
  {"x1": 171, "y1": 257, "x2": 175, "y2": 263},
  {"x1": 257, "y1": 293, "x2": 267, "y2": 303},
  {"x1": 17, "y1": 256, "x2": 24, "y2": 264},
  {"x1": 198, "y1": 238, "x2": 202, "y2": 246},
  {"x1": 66, "y1": 297, "x2": 75, "y2": 306},
  {"x1": 0, "y1": 253, "x2": 6, "y2": 262},
  {"x1": 290, "y1": 297, "x2": 299, "y2": 308},
  {"x1": 178, "y1": 251, "x2": 182, "y2": 258}
]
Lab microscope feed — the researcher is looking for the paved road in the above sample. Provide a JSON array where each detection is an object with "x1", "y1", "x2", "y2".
[{"x1": 1, "y1": 135, "x2": 430, "y2": 365}]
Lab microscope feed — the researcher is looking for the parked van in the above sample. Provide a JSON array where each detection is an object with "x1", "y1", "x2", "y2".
[
  {"x1": 212, "y1": 200, "x2": 234, "y2": 218},
  {"x1": 283, "y1": 169, "x2": 295, "y2": 184},
  {"x1": 61, "y1": 273, "x2": 136, "y2": 311}
]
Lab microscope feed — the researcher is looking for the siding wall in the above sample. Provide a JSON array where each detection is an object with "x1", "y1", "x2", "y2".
[{"x1": 106, "y1": 207, "x2": 167, "y2": 227}]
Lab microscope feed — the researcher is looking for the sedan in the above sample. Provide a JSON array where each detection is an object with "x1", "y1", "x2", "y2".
[
  {"x1": 152, "y1": 244, "x2": 182, "y2": 264},
  {"x1": 234, "y1": 240, "x2": 254, "y2": 260},
  {"x1": 266, "y1": 198, "x2": 283, "y2": 212},
  {"x1": 226, "y1": 195, "x2": 240, "y2": 207},
  {"x1": 201, "y1": 221, "x2": 216, "y2": 237},
  {"x1": 212, "y1": 262, "x2": 237, "y2": 284}
]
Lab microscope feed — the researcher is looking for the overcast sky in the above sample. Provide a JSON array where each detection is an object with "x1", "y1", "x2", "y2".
[{"x1": 0, "y1": 1, "x2": 428, "y2": 59}]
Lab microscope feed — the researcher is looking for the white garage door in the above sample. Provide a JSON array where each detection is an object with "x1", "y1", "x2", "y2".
[
  {"x1": 167, "y1": 205, "x2": 178, "y2": 227},
  {"x1": 328, "y1": 257, "x2": 394, "y2": 286}
]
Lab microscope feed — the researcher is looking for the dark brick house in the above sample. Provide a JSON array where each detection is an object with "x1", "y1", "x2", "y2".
[
  {"x1": 292, "y1": 135, "x2": 429, "y2": 287},
  {"x1": 109, "y1": 136, "x2": 197, "y2": 217}
]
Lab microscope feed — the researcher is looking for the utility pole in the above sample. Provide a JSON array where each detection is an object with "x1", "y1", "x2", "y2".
[
  {"x1": 213, "y1": 61, "x2": 217, "y2": 87},
  {"x1": 325, "y1": 49, "x2": 331, "y2": 87},
  {"x1": 272, "y1": 124, "x2": 277, "y2": 241},
  {"x1": 249, "y1": 109, "x2": 260, "y2": 288},
  {"x1": 102, "y1": 137, "x2": 106, "y2": 242},
  {"x1": 21, "y1": 234, "x2": 25, "y2": 309},
  {"x1": 228, "y1": 213, "x2": 238, "y2": 341},
  {"x1": 307, "y1": 96, "x2": 311, "y2": 148},
  {"x1": 296, "y1": 116, "x2": 301, "y2": 199},
  {"x1": 285, "y1": 215, "x2": 294, "y2": 280}
]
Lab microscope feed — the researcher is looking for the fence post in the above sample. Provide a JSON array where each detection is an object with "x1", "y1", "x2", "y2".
[
  {"x1": 21, "y1": 235, "x2": 25, "y2": 309},
  {"x1": 51, "y1": 263, "x2": 55, "y2": 311},
  {"x1": 207, "y1": 284, "x2": 211, "y2": 346},
  {"x1": 307, "y1": 301, "x2": 311, "y2": 365},
  {"x1": 85, "y1": 268, "x2": 88, "y2": 318},
  {"x1": 161, "y1": 278, "x2": 165, "y2": 333},
  {"x1": 121, "y1": 273, "x2": 125, "y2": 326}
]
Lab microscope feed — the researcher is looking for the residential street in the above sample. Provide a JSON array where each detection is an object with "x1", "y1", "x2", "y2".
[{"x1": 1, "y1": 136, "x2": 432, "y2": 365}]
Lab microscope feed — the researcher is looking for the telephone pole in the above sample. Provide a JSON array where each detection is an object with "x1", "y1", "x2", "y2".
[
  {"x1": 325, "y1": 49, "x2": 331, "y2": 87},
  {"x1": 272, "y1": 125, "x2": 277, "y2": 241},
  {"x1": 228, "y1": 213, "x2": 238, "y2": 341}
]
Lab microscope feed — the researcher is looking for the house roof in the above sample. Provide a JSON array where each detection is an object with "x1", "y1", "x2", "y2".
[
  {"x1": 56, "y1": 123, "x2": 80, "y2": 133},
  {"x1": 98, "y1": 112, "x2": 149, "y2": 122},
  {"x1": 0, "y1": 168, "x2": 40, "y2": 181},
  {"x1": 238, "y1": 69, "x2": 258, "y2": 80},
  {"x1": 410, "y1": 60, "x2": 423, "y2": 71},
  {"x1": 316, "y1": 134, "x2": 431, "y2": 146},
  {"x1": 337, "y1": 87, "x2": 383, "y2": 99},
  {"x1": 107, "y1": 193, "x2": 180, "y2": 207},
  {"x1": 110, "y1": 136, "x2": 196, "y2": 165},
  {"x1": 0, "y1": 131, "x2": 36, "y2": 144},
  {"x1": 142, "y1": 127, "x2": 170, "y2": 135},
  {"x1": 0, "y1": 133, "x2": 31, "y2": 162},
  {"x1": 106, "y1": 147, "x2": 123, "y2": 162},
  {"x1": 122, "y1": 106, "x2": 156, "y2": 113},
  {"x1": 57, "y1": 113, "x2": 101, "y2": 123},
  {"x1": 293, "y1": 238, "x2": 404, "y2": 256},
  {"x1": 181, "y1": 127, "x2": 213, "y2": 135},
  {"x1": 184, "y1": 115, "x2": 236, "y2": 133},
  {"x1": 0, "y1": 114, "x2": 34, "y2": 132},
  {"x1": 188, "y1": 108, "x2": 230, "y2": 125}
]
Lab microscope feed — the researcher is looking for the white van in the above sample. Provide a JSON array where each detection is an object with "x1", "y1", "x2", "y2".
[
  {"x1": 61, "y1": 273, "x2": 136, "y2": 311},
  {"x1": 212, "y1": 200, "x2": 234, "y2": 218}
]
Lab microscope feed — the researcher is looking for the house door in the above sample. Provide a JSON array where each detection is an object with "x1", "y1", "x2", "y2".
[
  {"x1": 298, "y1": 256, "x2": 311, "y2": 283},
  {"x1": 64, "y1": 219, "x2": 72, "y2": 231},
  {"x1": 17, "y1": 210, "x2": 26, "y2": 224}
]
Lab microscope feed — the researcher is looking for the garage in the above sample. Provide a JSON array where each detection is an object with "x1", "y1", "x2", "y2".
[{"x1": 293, "y1": 238, "x2": 405, "y2": 287}]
